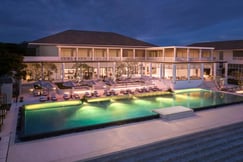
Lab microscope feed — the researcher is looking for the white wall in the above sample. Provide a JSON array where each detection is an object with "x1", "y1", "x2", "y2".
[{"x1": 173, "y1": 80, "x2": 203, "y2": 89}]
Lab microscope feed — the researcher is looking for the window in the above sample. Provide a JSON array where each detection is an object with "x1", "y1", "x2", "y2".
[
  {"x1": 219, "y1": 51, "x2": 224, "y2": 60},
  {"x1": 233, "y1": 51, "x2": 243, "y2": 60}
]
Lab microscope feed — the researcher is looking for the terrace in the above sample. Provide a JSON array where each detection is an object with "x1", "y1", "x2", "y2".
[
  {"x1": 0, "y1": 99, "x2": 243, "y2": 161},
  {"x1": 1, "y1": 78, "x2": 243, "y2": 161}
]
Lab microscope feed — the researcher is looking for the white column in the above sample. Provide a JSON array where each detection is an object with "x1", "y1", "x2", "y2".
[
  {"x1": 199, "y1": 49, "x2": 202, "y2": 60},
  {"x1": 145, "y1": 50, "x2": 147, "y2": 60},
  {"x1": 133, "y1": 49, "x2": 136, "y2": 59},
  {"x1": 174, "y1": 47, "x2": 176, "y2": 61},
  {"x1": 173, "y1": 64, "x2": 176, "y2": 83},
  {"x1": 224, "y1": 62, "x2": 228, "y2": 84},
  {"x1": 162, "y1": 49, "x2": 165, "y2": 61},
  {"x1": 97, "y1": 62, "x2": 100, "y2": 79},
  {"x1": 201, "y1": 63, "x2": 204, "y2": 80},
  {"x1": 187, "y1": 63, "x2": 191, "y2": 80},
  {"x1": 162, "y1": 63, "x2": 165, "y2": 78},
  {"x1": 213, "y1": 63, "x2": 217, "y2": 80},
  {"x1": 41, "y1": 62, "x2": 44, "y2": 80},
  {"x1": 187, "y1": 48, "x2": 190, "y2": 61},
  {"x1": 61, "y1": 63, "x2": 65, "y2": 82},
  {"x1": 159, "y1": 63, "x2": 163, "y2": 79},
  {"x1": 120, "y1": 48, "x2": 123, "y2": 61},
  {"x1": 149, "y1": 63, "x2": 152, "y2": 78},
  {"x1": 58, "y1": 47, "x2": 61, "y2": 57},
  {"x1": 140, "y1": 63, "x2": 143, "y2": 77},
  {"x1": 76, "y1": 48, "x2": 78, "y2": 60},
  {"x1": 92, "y1": 48, "x2": 95, "y2": 61},
  {"x1": 113, "y1": 62, "x2": 116, "y2": 79},
  {"x1": 106, "y1": 48, "x2": 109, "y2": 61}
]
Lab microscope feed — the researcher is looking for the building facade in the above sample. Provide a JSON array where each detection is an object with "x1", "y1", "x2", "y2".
[
  {"x1": 191, "y1": 40, "x2": 243, "y2": 86},
  {"x1": 24, "y1": 30, "x2": 226, "y2": 89}
]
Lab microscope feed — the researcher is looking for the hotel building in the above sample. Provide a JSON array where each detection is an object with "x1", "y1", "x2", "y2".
[
  {"x1": 24, "y1": 30, "x2": 227, "y2": 89},
  {"x1": 191, "y1": 40, "x2": 243, "y2": 86}
]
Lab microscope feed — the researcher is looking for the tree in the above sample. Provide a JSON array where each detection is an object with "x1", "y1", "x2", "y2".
[
  {"x1": 115, "y1": 62, "x2": 138, "y2": 78},
  {"x1": 72, "y1": 63, "x2": 91, "y2": 80},
  {"x1": 0, "y1": 51, "x2": 26, "y2": 79},
  {"x1": 0, "y1": 51, "x2": 26, "y2": 98},
  {"x1": 231, "y1": 71, "x2": 243, "y2": 89},
  {"x1": 28, "y1": 63, "x2": 42, "y2": 80},
  {"x1": 43, "y1": 63, "x2": 57, "y2": 81}
]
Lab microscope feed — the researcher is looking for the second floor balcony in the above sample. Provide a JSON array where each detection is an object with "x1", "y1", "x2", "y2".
[{"x1": 24, "y1": 55, "x2": 215, "y2": 63}]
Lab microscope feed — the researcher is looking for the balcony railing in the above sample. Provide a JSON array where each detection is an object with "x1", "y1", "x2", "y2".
[
  {"x1": 233, "y1": 57, "x2": 243, "y2": 60},
  {"x1": 60, "y1": 57, "x2": 76, "y2": 61},
  {"x1": 146, "y1": 57, "x2": 163, "y2": 61},
  {"x1": 24, "y1": 56, "x2": 216, "y2": 63},
  {"x1": 76, "y1": 57, "x2": 92, "y2": 61}
]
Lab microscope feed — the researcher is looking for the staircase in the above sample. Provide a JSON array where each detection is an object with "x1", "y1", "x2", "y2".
[{"x1": 82, "y1": 122, "x2": 243, "y2": 162}]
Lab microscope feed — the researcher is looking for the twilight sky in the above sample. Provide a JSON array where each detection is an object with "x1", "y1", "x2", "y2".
[{"x1": 1, "y1": 0, "x2": 243, "y2": 46}]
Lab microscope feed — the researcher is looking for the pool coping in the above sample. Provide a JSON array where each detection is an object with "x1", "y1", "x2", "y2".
[
  {"x1": 7, "y1": 102, "x2": 243, "y2": 162},
  {"x1": 18, "y1": 112, "x2": 159, "y2": 141},
  {"x1": 17, "y1": 89, "x2": 243, "y2": 141}
]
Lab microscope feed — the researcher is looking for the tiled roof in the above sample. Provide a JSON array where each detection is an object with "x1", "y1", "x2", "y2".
[
  {"x1": 30, "y1": 30, "x2": 156, "y2": 47},
  {"x1": 189, "y1": 40, "x2": 243, "y2": 50}
]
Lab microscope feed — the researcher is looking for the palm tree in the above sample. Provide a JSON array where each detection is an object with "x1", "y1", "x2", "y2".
[
  {"x1": 30, "y1": 63, "x2": 42, "y2": 80},
  {"x1": 231, "y1": 71, "x2": 243, "y2": 89},
  {"x1": 115, "y1": 62, "x2": 138, "y2": 78},
  {"x1": 72, "y1": 63, "x2": 91, "y2": 80},
  {"x1": 43, "y1": 63, "x2": 57, "y2": 81},
  {"x1": 0, "y1": 51, "x2": 26, "y2": 100}
]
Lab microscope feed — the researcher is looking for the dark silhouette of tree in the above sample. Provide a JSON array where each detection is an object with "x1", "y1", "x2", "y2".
[
  {"x1": 0, "y1": 51, "x2": 26, "y2": 79},
  {"x1": 0, "y1": 50, "x2": 26, "y2": 98}
]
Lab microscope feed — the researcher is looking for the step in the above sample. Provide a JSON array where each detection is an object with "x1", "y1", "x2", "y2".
[{"x1": 153, "y1": 106, "x2": 194, "y2": 120}]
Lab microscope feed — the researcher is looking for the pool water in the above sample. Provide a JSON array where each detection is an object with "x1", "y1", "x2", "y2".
[{"x1": 20, "y1": 89, "x2": 243, "y2": 140}]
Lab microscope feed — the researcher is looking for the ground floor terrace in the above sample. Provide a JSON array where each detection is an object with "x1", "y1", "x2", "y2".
[{"x1": 23, "y1": 61, "x2": 227, "y2": 89}]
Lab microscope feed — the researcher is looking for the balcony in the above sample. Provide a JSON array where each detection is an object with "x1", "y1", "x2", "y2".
[
  {"x1": 24, "y1": 56, "x2": 61, "y2": 62},
  {"x1": 76, "y1": 57, "x2": 93, "y2": 61},
  {"x1": 146, "y1": 57, "x2": 163, "y2": 61}
]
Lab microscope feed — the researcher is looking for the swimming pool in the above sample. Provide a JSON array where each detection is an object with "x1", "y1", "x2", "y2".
[{"x1": 19, "y1": 88, "x2": 243, "y2": 141}]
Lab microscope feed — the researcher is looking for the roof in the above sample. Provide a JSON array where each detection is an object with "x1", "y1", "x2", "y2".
[
  {"x1": 189, "y1": 40, "x2": 243, "y2": 50},
  {"x1": 30, "y1": 30, "x2": 156, "y2": 47}
]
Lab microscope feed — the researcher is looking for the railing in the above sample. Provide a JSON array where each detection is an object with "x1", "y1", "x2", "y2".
[
  {"x1": 76, "y1": 57, "x2": 93, "y2": 61},
  {"x1": 108, "y1": 57, "x2": 121, "y2": 61},
  {"x1": 233, "y1": 57, "x2": 243, "y2": 60},
  {"x1": 60, "y1": 57, "x2": 76, "y2": 61},
  {"x1": 200, "y1": 57, "x2": 212, "y2": 61},
  {"x1": 146, "y1": 57, "x2": 163, "y2": 61},
  {"x1": 175, "y1": 57, "x2": 187, "y2": 61},
  {"x1": 24, "y1": 56, "x2": 61, "y2": 62}
]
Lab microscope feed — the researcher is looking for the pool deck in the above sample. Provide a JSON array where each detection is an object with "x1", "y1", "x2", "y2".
[{"x1": 0, "y1": 99, "x2": 242, "y2": 162}]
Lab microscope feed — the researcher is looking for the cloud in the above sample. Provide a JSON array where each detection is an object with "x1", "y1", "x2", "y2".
[{"x1": 1, "y1": 0, "x2": 243, "y2": 44}]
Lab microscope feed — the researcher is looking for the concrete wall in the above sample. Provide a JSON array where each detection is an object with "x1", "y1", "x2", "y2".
[{"x1": 173, "y1": 80, "x2": 203, "y2": 90}]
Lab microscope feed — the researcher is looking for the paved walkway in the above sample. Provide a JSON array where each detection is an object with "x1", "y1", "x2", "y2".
[{"x1": 3, "y1": 102, "x2": 243, "y2": 162}]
